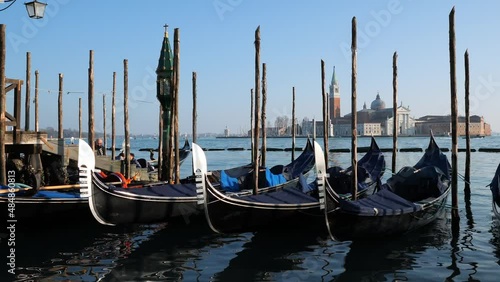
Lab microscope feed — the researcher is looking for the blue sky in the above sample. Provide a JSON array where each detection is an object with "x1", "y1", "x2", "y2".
[{"x1": 2, "y1": 0, "x2": 500, "y2": 135}]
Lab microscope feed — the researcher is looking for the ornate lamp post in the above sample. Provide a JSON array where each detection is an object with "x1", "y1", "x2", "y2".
[{"x1": 0, "y1": 0, "x2": 47, "y2": 19}]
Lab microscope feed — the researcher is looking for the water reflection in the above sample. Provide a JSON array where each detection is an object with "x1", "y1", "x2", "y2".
[
  {"x1": 332, "y1": 217, "x2": 450, "y2": 281},
  {"x1": 1, "y1": 223, "x2": 167, "y2": 281},
  {"x1": 214, "y1": 229, "x2": 327, "y2": 282}
]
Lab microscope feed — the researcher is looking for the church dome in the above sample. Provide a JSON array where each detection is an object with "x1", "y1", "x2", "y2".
[{"x1": 370, "y1": 93, "x2": 386, "y2": 110}]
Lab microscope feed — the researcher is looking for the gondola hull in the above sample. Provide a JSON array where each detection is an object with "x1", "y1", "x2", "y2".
[
  {"x1": 204, "y1": 179, "x2": 323, "y2": 233},
  {"x1": 320, "y1": 134, "x2": 451, "y2": 241},
  {"x1": 0, "y1": 197, "x2": 90, "y2": 222},
  {"x1": 89, "y1": 177, "x2": 201, "y2": 225},
  {"x1": 324, "y1": 187, "x2": 450, "y2": 240}
]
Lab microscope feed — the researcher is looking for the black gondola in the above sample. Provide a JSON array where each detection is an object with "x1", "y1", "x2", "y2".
[
  {"x1": 87, "y1": 140, "x2": 316, "y2": 226},
  {"x1": 320, "y1": 134, "x2": 451, "y2": 241},
  {"x1": 201, "y1": 138, "x2": 386, "y2": 234},
  {"x1": 490, "y1": 162, "x2": 500, "y2": 219}
]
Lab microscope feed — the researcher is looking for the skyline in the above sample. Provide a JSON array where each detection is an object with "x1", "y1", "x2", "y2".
[{"x1": 1, "y1": 1, "x2": 500, "y2": 135}]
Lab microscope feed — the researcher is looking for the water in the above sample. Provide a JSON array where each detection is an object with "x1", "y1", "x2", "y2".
[{"x1": 2, "y1": 136, "x2": 500, "y2": 281}]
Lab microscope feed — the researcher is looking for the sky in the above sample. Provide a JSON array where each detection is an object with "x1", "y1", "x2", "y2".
[{"x1": 1, "y1": 0, "x2": 500, "y2": 135}]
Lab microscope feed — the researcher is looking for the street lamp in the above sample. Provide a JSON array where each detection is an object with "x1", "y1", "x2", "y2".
[
  {"x1": 0, "y1": 0, "x2": 47, "y2": 19},
  {"x1": 24, "y1": 0, "x2": 47, "y2": 19}
]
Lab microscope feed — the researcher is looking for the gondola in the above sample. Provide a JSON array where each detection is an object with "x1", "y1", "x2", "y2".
[
  {"x1": 201, "y1": 137, "x2": 386, "y2": 234},
  {"x1": 87, "y1": 139, "x2": 315, "y2": 226},
  {"x1": 489, "y1": 162, "x2": 500, "y2": 219},
  {"x1": 0, "y1": 139, "x2": 95, "y2": 222},
  {"x1": 327, "y1": 136, "x2": 385, "y2": 196},
  {"x1": 320, "y1": 134, "x2": 451, "y2": 241}
]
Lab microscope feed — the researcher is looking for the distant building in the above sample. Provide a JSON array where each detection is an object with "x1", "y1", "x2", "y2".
[
  {"x1": 415, "y1": 115, "x2": 491, "y2": 136},
  {"x1": 332, "y1": 93, "x2": 416, "y2": 137}
]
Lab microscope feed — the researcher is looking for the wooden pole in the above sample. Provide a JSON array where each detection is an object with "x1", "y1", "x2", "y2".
[
  {"x1": 111, "y1": 71, "x2": 116, "y2": 160},
  {"x1": 173, "y1": 28, "x2": 180, "y2": 183},
  {"x1": 392, "y1": 52, "x2": 398, "y2": 174},
  {"x1": 78, "y1": 98, "x2": 82, "y2": 139},
  {"x1": 34, "y1": 70, "x2": 39, "y2": 132},
  {"x1": 449, "y1": 7, "x2": 459, "y2": 222},
  {"x1": 25, "y1": 51, "x2": 31, "y2": 131},
  {"x1": 351, "y1": 17, "x2": 358, "y2": 200},
  {"x1": 58, "y1": 73, "x2": 63, "y2": 139},
  {"x1": 312, "y1": 118, "x2": 316, "y2": 142},
  {"x1": 88, "y1": 50, "x2": 95, "y2": 149},
  {"x1": 292, "y1": 86, "x2": 296, "y2": 161},
  {"x1": 321, "y1": 60, "x2": 329, "y2": 167},
  {"x1": 124, "y1": 59, "x2": 130, "y2": 178},
  {"x1": 464, "y1": 49, "x2": 471, "y2": 199},
  {"x1": 250, "y1": 88, "x2": 254, "y2": 163},
  {"x1": 158, "y1": 105, "x2": 163, "y2": 177},
  {"x1": 0, "y1": 25, "x2": 6, "y2": 184},
  {"x1": 102, "y1": 94, "x2": 106, "y2": 156},
  {"x1": 253, "y1": 26, "x2": 261, "y2": 195},
  {"x1": 261, "y1": 62, "x2": 267, "y2": 167},
  {"x1": 192, "y1": 71, "x2": 197, "y2": 144}
]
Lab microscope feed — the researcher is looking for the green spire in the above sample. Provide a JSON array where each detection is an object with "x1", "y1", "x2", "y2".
[
  {"x1": 156, "y1": 24, "x2": 173, "y2": 111},
  {"x1": 156, "y1": 24, "x2": 173, "y2": 79},
  {"x1": 331, "y1": 66, "x2": 337, "y2": 86}
]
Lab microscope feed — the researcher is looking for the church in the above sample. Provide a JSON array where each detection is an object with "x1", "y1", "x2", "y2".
[{"x1": 328, "y1": 67, "x2": 416, "y2": 137}]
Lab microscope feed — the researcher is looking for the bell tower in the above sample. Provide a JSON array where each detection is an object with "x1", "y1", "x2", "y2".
[{"x1": 329, "y1": 66, "x2": 341, "y2": 120}]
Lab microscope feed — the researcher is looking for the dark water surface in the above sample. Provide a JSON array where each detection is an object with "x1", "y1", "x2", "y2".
[{"x1": 2, "y1": 136, "x2": 500, "y2": 281}]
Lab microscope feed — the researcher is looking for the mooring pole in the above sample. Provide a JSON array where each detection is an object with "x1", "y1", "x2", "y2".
[
  {"x1": 250, "y1": 88, "x2": 254, "y2": 163},
  {"x1": 261, "y1": 62, "x2": 267, "y2": 167},
  {"x1": 392, "y1": 52, "x2": 398, "y2": 174},
  {"x1": 192, "y1": 72, "x2": 197, "y2": 144},
  {"x1": 34, "y1": 70, "x2": 39, "y2": 132},
  {"x1": 321, "y1": 60, "x2": 329, "y2": 167},
  {"x1": 88, "y1": 50, "x2": 95, "y2": 149},
  {"x1": 253, "y1": 26, "x2": 261, "y2": 195},
  {"x1": 111, "y1": 72, "x2": 116, "y2": 160},
  {"x1": 102, "y1": 94, "x2": 106, "y2": 156},
  {"x1": 124, "y1": 59, "x2": 130, "y2": 178},
  {"x1": 0, "y1": 25, "x2": 6, "y2": 184},
  {"x1": 351, "y1": 17, "x2": 358, "y2": 200},
  {"x1": 173, "y1": 28, "x2": 180, "y2": 183},
  {"x1": 449, "y1": 7, "x2": 460, "y2": 226},
  {"x1": 464, "y1": 49, "x2": 471, "y2": 199},
  {"x1": 58, "y1": 73, "x2": 63, "y2": 139},
  {"x1": 291, "y1": 86, "x2": 296, "y2": 161},
  {"x1": 25, "y1": 52, "x2": 31, "y2": 131},
  {"x1": 78, "y1": 98, "x2": 82, "y2": 139}
]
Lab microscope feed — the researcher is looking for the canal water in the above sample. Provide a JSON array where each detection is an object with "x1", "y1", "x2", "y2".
[{"x1": 1, "y1": 136, "x2": 500, "y2": 281}]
